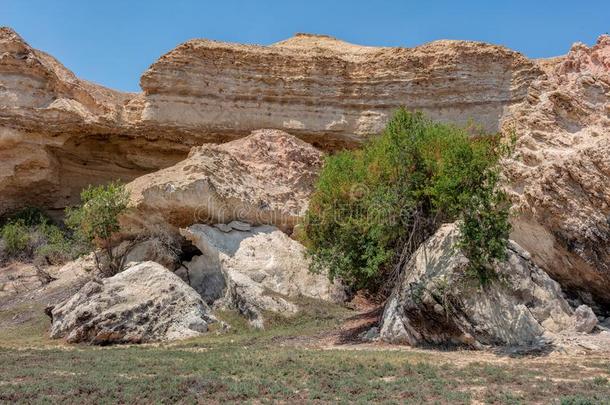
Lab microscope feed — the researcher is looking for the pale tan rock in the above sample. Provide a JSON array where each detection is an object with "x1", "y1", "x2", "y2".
[
  {"x1": 379, "y1": 223, "x2": 577, "y2": 348},
  {"x1": 140, "y1": 33, "x2": 540, "y2": 147},
  {"x1": 124, "y1": 129, "x2": 323, "y2": 234},
  {"x1": 0, "y1": 27, "x2": 186, "y2": 215},
  {"x1": 180, "y1": 224, "x2": 346, "y2": 327},
  {"x1": 1, "y1": 27, "x2": 541, "y2": 215},
  {"x1": 573, "y1": 305, "x2": 598, "y2": 333},
  {"x1": 49, "y1": 261, "x2": 216, "y2": 344},
  {"x1": 503, "y1": 35, "x2": 610, "y2": 307}
]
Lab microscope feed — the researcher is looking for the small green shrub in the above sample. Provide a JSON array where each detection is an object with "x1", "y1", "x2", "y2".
[
  {"x1": 0, "y1": 208, "x2": 85, "y2": 266},
  {"x1": 304, "y1": 109, "x2": 511, "y2": 291},
  {"x1": 4, "y1": 207, "x2": 47, "y2": 227},
  {"x1": 1, "y1": 221, "x2": 30, "y2": 256},
  {"x1": 32, "y1": 222, "x2": 83, "y2": 265},
  {"x1": 65, "y1": 181, "x2": 130, "y2": 276}
]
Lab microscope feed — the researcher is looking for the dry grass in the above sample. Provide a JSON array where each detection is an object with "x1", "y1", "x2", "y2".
[{"x1": 0, "y1": 298, "x2": 609, "y2": 404}]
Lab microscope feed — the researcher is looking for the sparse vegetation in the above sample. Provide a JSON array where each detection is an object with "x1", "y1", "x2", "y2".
[
  {"x1": 304, "y1": 109, "x2": 512, "y2": 291},
  {"x1": 65, "y1": 181, "x2": 130, "y2": 276},
  {"x1": 0, "y1": 302, "x2": 609, "y2": 404},
  {"x1": 0, "y1": 207, "x2": 82, "y2": 266}
]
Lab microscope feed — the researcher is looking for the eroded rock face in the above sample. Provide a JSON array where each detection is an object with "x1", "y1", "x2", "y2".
[
  {"x1": 141, "y1": 33, "x2": 540, "y2": 146},
  {"x1": 379, "y1": 224, "x2": 578, "y2": 348},
  {"x1": 504, "y1": 35, "x2": 610, "y2": 308},
  {"x1": 124, "y1": 129, "x2": 323, "y2": 234},
  {"x1": 180, "y1": 224, "x2": 346, "y2": 327},
  {"x1": 1, "y1": 26, "x2": 542, "y2": 215},
  {"x1": 2, "y1": 25, "x2": 608, "y2": 311},
  {"x1": 0, "y1": 27, "x2": 187, "y2": 215},
  {"x1": 49, "y1": 261, "x2": 215, "y2": 344}
]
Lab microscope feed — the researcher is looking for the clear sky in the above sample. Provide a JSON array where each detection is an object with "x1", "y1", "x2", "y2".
[{"x1": 3, "y1": 0, "x2": 609, "y2": 92}]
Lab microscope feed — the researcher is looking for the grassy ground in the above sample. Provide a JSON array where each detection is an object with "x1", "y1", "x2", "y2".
[{"x1": 1, "y1": 300, "x2": 610, "y2": 404}]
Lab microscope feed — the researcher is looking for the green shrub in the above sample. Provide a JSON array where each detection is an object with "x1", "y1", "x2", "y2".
[
  {"x1": 32, "y1": 221, "x2": 83, "y2": 265},
  {"x1": 65, "y1": 181, "x2": 130, "y2": 276},
  {"x1": 303, "y1": 109, "x2": 511, "y2": 291},
  {"x1": 1, "y1": 220, "x2": 30, "y2": 256},
  {"x1": 0, "y1": 208, "x2": 84, "y2": 265},
  {"x1": 4, "y1": 207, "x2": 47, "y2": 227}
]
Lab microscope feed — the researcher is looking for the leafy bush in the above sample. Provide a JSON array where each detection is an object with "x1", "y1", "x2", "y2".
[
  {"x1": 32, "y1": 221, "x2": 83, "y2": 265},
  {"x1": 0, "y1": 208, "x2": 81, "y2": 265},
  {"x1": 303, "y1": 109, "x2": 511, "y2": 291},
  {"x1": 1, "y1": 220, "x2": 30, "y2": 256},
  {"x1": 65, "y1": 181, "x2": 130, "y2": 276}
]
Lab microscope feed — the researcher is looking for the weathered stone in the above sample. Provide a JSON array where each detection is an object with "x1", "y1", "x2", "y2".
[
  {"x1": 180, "y1": 224, "x2": 346, "y2": 327},
  {"x1": 49, "y1": 261, "x2": 215, "y2": 344},
  {"x1": 214, "y1": 223, "x2": 232, "y2": 233},
  {"x1": 123, "y1": 129, "x2": 323, "y2": 235},
  {"x1": 504, "y1": 35, "x2": 610, "y2": 308},
  {"x1": 1, "y1": 27, "x2": 542, "y2": 216},
  {"x1": 122, "y1": 237, "x2": 179, "y2": 270},
  {"x1": 228, "y1": 220, "x2": 251, "y2": 232},
  {"x1": 379, "y1": 224, "x2": 577, "y2": 348},
  {"x1": 573, "y1": 305, "x2": 598, "y2": 333},
  {"x1": 175, "y1": 255, "x2": 226, "y2": 305},
  {"x1": 141, "y1": 33, "x2": 540, "y2": 143}
]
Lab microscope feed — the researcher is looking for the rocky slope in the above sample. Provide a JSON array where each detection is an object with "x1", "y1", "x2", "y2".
[
  {"x1": 1, "y1": 27, "x2": 541, "y2": 215},
  {"x1": 504, "y1": 35, "x2": 610, "y2": 308}
]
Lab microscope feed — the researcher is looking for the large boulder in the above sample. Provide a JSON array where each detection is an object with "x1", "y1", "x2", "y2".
[
  {"x1": 180, "y1": 224, "x2": 346, "y2": 327},
  {"x1": 124, "y1": 129, "x2": 323, "y2": 235},
  {"x1": 379, "y1": 223, "x2": 581, "y2": 348},
  {"x1": 503, "y1": 35, "x2": 610, "y2": 309},
  {"x1": 49, "y1": 261, "x2": 215, "y2": 344}
]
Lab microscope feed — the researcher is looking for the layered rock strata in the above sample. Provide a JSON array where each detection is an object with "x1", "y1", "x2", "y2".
[
  {"x1": 1, "y1": 27, "x2": 541, "y2": 215},
  {"x1": 504, "y1": 35, "x2": 610, "y2": 308}
]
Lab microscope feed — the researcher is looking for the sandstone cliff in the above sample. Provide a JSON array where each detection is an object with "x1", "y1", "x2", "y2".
[
  {"x1": 1, "y1": 27, "x2": 541, "y2": 215},
  {"x1": 139, "y1": 33, "x2": 540, "y2": 146},
  {"x1": 0, "y1": 27, "x2": 186, "y2": 215},
  {"x1": 1, "y1": 26, "x2": 609, "y2": 310},
  {"x1": 504, "y1": 35, "x2": 610, "y2": 308}
]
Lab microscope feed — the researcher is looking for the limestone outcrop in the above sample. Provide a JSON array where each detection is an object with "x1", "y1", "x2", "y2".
[
  {"x1": 124, "y1": 129, "x2": 323, "y2": 234},
  {"x1": 140, "y1": 33, "x2": 540, "y2": 146},
  {"x1": 180, "y1": 224, "x2": 346, "y2": 327},
  {"x1": 0, "y1": 27, "x2": 187, "y2": 215},
  {"x1": 49, "y1": 261, "x2": 215, "y2": 344},
  {"x1": 504, "y1": 35, "x2": 610, "y2": 308},
  {"x1": 379, "y1": 223, "x2": 585, "y2": 348},
  {"x1": 2, "y1": 25, "x2": 609, "y2": 312},
  {"x1": 1, "y1": 26, "x2": 541, "y2": 216}
]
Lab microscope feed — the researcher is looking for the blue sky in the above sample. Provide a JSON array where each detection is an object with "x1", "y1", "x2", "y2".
[{"x1": 3, "y1": 0, "x2": 609, "y2": 92}]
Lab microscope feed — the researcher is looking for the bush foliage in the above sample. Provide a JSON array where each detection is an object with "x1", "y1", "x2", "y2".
[
  {"x1": 304, "y1": 109, "x2": 511, "y2": 291},
  {"x1": 65, "y1": 181, "x2": 130, "y2": 276},
  {"x1": 0, "y1": 183, "x2": 131, "y2": 275},
  {"x1": 0, "y1": 207, "x2": 81, "y2": 265}
]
